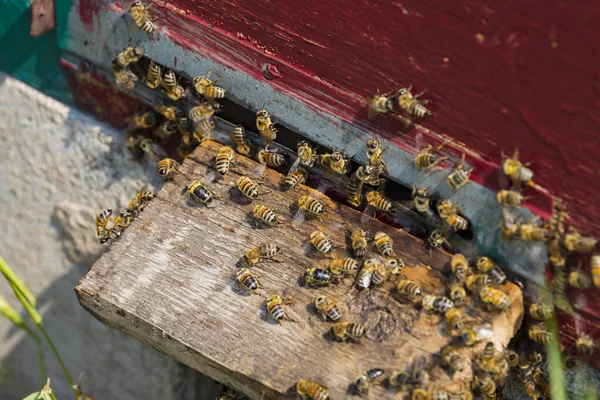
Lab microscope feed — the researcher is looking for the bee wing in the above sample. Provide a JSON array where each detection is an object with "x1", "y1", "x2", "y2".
[
  {"x1": 287, "y1": 156, "x2": 302, "y2": 177},
  {"x1": 361, "y1": 204, "x2": 375, "y2": 223},
  {"x1": 415, "y1": 131, "x2": 426, "y2": 151},
  {"x1": 252, "y1": 162, "x2": 268, "y2": 177},
  {"x1": 148, "y1": 141, "x2": 168, "y2": 159},
  {"x1": 366, "y1": 97, "x2": 379, "y2": 120},
  {"x1": 292, "y1": 209, "x2": 307, "y2": 228},
  {"x1": 202, "y1": 170, "x2": 217, "y2": 184}
]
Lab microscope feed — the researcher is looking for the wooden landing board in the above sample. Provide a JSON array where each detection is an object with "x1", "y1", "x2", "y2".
[{"x1": 76, "y1": 141, "x2": 523, "y2": 399}]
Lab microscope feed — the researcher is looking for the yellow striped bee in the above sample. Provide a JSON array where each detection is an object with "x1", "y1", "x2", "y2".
[
  {"x1": 449, "y1": 283, "x2": 467, "y2": 306},
  {"x1": 161, "y1": 69, "x2": 184, "y2": 101},
  {"x1": 154, "y1": 120, "x2": 177, "y2": 143},
  {"x1": 192, "y1": 116, "x2": 216, "y2": 143},
  {"x1": 255, "y1": 109, "x2": 278, "y2": 141},
  {"x1": 189, "y1": 101, "x2": 219, "y2": 121},
  {"x1": 388, "y1": 371, "x2": 411, "y2": 388},
  {"x1": 304, "y1": 267, "x2": 332, "y2": 286},
  {"x1": 236, "y1": 176, "x2": 260, "y2": 199},
  {"x1": 395, "y1": 86, "x2": 433, "y2": 118},
  {"x1": 298, "y1": 195, "x2": 325, "y2": 217},
  {"x1": 264, "y1": 295, "x2": 295, "y2": 324},
  {"x1": 328, "y1": 258, "x2": 359, "y2": 277},
  {"x1": 372, "y1": 263, "x2": 391, "y2": 286},
  {"x1": 428, "y1": 229, "x2": 448, "y2": 250},
  {"x1": 365, "y1": 190, "x2": 392, "y2": 212},
  {"x1": 309, "y1": 231, "x2": 333, "y2": 255},
  {"x1": 133, "y1": 110, "x2": 157, "y2": 128},
  {"x1": 114, "y1": 66, "x2": 138, "y2": 90},
  {"x1": 156, "y1": 158, "x2": 179, "y2": 180},
  {"x1": 355, "y1": 368, "x2": 385, "y2": 395},
  {"x1": 145, "y1": 60, "x2": 161, "y2": 89},
  {"x1": 319, "y1": 150, "x2": 350, "y2": 175},
  {"x1": 154, "y1": 102, "x2": 177, "y2": 121},
  {"x1": 476, "y1": 257, "x2": 506, "y2": 285},
  {"x1": 528, "y1": 324, "x2": 552, "y2": 344},
  {"x1": 193, "y1": 71, "x2": 226, "y2": 99},
  {"x1": 257, "y1": 146, "x2": 286, "y2": 167},
  {"x1": 460, "y1": 323, "x2": 493, "y2": 346},
  {"x1": 127, "y1": 185, "x2": 154, "y2": 215},
  {"x1": 529, "y1": 302, "x2": 553, "y2": 320},
  {"x1": 294, "y1": 140, "x2": 319, "y2": 168},
  {"x1": 235, "y1": 268, "x2": 264, "y2": 295},
  {"x1": 332, "y1": 321, "x2": 366, "y2": 342},
  {"x1": 422, "y1": 295, "x2": 453, "y2": 313},
  {"x1": 441, "y1": 345, "x2": 466, "y2": 372},
  {"x1": 284, "y1": 168, "x2": 307, "y2": 190},
  {"x1": 242, "y1": 243, "x2": 281, "y2": 266},
  {"x1": 112, "y1": 209, "x2": 133, "y2": 232},
  {"x1": 96, "y1": 209, "x2": 116, "y2": 243},
  {"x1": 348, "y1": 228, "x2": 369, "y2": 258},
  {"x1": 367, "y1": 91, "x2": 395, "y2": 119},
  {"x1": 251, "y1": 204, "x2": 281, "y2": 227},
  {"x1": 466, "y1": 274, "x2": 491, "y2": 292},
  {"x1": 411, "y1": 186, "x2": 433, "y2": 218},
  {"x1": 519, "y1": 221, "x2": 551, "y2": 242},
  {"x1": 130, "y1": 1, "x2": 156, "y2": 33},
  {"x1": 564, "y1": 227, "x2": 597, "y2": 254},
  {"x1": 215, "y1": 147, "x2": 236, "y2": 176},
  {"x1": 447, "y1": 154, "x2": 472, "y2": 190},
  {"x1": 396, "y1": 279, "x2": 422, "y2": 301},
  {"x1": 436, "y1": 199, "x2": 458, "y2": 220},
  {"x1": 497, "y1": 190, "x2": 525, "y2": 207},
  {"x1": 115, "y1": 46, "x2": 144, "y2": 69},
  {"x1": 314, "y1": 296, "x2": 341, "y2": 321},
  {"x1": 568, "y1": 271, "x2": 592, "y2": 289},
  {"x1": 502, "y1": 149, "x2": 534, "y2": 189},
  {"x1": 576, "y1": 332, "x2": 594, "y2": 356},
  {"x1": 501, "y1": 208, "x2": 519, "y2": 239},
  {"x1": 451, "y1": 253, "x2": 470, "y2": 282},
  {"x1": 186, "y1": 181, "x2": 215, "y2": 204},
  {"x1": 445, "y1": 214, "x2": 469, "y2": 231},
  {"x1": 175, "y1": 108, "x2": 192, "y2": 136},
  {"x1": 479, "y1": 287, "x2": 511, "y2": 310},
  {"x1": 415, "y1": 144, "x2": 447, "y2": 170},
  {"x1": 475, "y1": 376, "x2": 496, "y2": 399},
  {"x1": 232, "y1": 125, "x2": 252, "y2": 156},
  {"x1": 592, "y1": 254, "x2": 600, "y2": 288},
  {"x1": 296, "y1": 380, "x2": 329, "y2": 400},
  {"x1": 444, "y1": 307, "x2": 464, "y2": 330},
  {"x1": 345, "y1": 165, "x2": 373, "y2": 206},
  {"x1": 373, "y1": 231, "x2": 395, "y2": 258},
  {"x1": 506, "y1": 350, "x2": 519, "y2": 368},
  {"x1": 357, "y1": 259, "x2": 378, "y2": 289}
]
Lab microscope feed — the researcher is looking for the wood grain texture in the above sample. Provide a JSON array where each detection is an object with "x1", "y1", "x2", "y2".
[{"x1": 76, "y1": 141, "x2": 523, "y2": 399}]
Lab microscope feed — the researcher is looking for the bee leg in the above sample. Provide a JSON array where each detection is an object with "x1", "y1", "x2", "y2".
[{"x1": 414, "y1": 90, "x2": 426, "y2": 99}]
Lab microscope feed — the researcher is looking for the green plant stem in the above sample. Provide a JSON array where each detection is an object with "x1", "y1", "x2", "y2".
[
  {"x1": 0, "y1": 256, "x2": 36, "y2": 307},
  {"x1": 32, "y1": 334, "x2": 47, "y2": 388},
  {"x1": 40, "y1": 326, "x2": 77, "y2": 397}
]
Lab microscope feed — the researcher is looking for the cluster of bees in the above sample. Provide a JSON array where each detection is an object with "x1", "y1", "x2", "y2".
[{"x1": 99, "y1": 3, "x2": 600, "y2": 399}]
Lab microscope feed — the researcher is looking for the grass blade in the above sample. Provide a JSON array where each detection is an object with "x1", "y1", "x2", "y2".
[{"x1": 0, "y1": 256, "x2": 36, "y2": 307}]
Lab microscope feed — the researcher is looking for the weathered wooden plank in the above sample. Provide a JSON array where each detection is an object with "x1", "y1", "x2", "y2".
[{"x1": 76, "y1": 140, "x2": 523, "y2": 399}]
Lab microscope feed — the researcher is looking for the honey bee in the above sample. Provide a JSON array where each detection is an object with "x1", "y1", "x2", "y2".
[
  {"x1": 232, "y1": 125, "x2": 252, "y2": 156},
  {"x1": 410, "y1": 355, "x2": 429, "y2": 387},
  {"x1": 373, "y1": 231, "x2": 395, "y2": 258},
  {"x1": 445, "y1": 214, "x2": 470, "y2": 231},
  {"x1": 96, "y1": 209, "x2": 116, "y2": 243},
  {"x1": 441, "y1": 345, "x2": 466, "y2": 372},
  {"x1": 564, "y1": 227, "x2": 597, "y2": 254},
  {"x1": 304, "y1": 267, "x2": 332, "y2": 286},
  {"x1": 576, "y1": 332, "x2": 594, "y2": 356},
  {"x1": 396, "y1": 279, "x2": 423, "y2": 301},
  {"x1": 460, "y1": 323, "x2": 493, "y2": 346},
  {"x1": 192, "y1": 71, "x2": 226, "y2": 99},
  {"x1": 186, "y1": 181, "x2": 215, "y2": 204},
  {"x1": 475, "y1": 257, "x2": 494, "y2": 272},
  {"x1": 367, "y1": 91, "x2": 395, "y2": 119},
  {"x1": 480, "y1": 287, "x2": 510, "y2": 310},
  {"x1": 332, "y1": 321, "x2": 366, "y2": 342},
  {"x1": 532, "y1": 368, "x2": 552, "y2": 396},
  {"x1": 296, "y1": 141, "x2": 319, "y2": 168},
  {"x1": 523, "y1": 378, "x2": 540, "y2": 400},
  {"x1": 309, "y1": 231, "x2": 333, "y2": 255},
  {"x1": 264, "y1": 295, "x2": 295, "y2": 324},
  {"x1": 501, "y1": 149, "x2": 534, "y2": 189},
  {"x1": 298, "y1": 195, "x2": 325, "y2": 217},
  {"x1": 415, "y1": 144, "x2": 447, "y2": 170},
  {"x1": 372, "y1": 263, "x2": 391, "y2": 286},
  {"x1": 255, "y1": 109, "x2": 278, "y2": 141},
  {"x1": 114, "y1": 66, "x2": 138, "y2": 89},
  {"x1": 235, "y1": 268, "x2": 264, "y2": 294},
  {"x1": 365, "y1": 190, "x2": 393, "y2": 212},
  {"x1": 314, "y1": 296, "x2": 341, "y2": 321},
  {"x1": 189, "y1": 101, "x2": 220, "y2": 121},
  {"x1": 444, "y1": 307, "x2": 464, "y2": 330},
  {"x1": 112, "y1": 209, "x2": 133, "y2": 232},
  {"x1": 501, "y1": 208, "x2": 519, "y2": 239},
  {"x1": 411, "y1": 186, "x2": 434, "y2": 218},
  {"x1": 422, "y1": 295, "x2": 454, "y2": 313},
  {"x1": 345, "y1": 165, "x2": 373, "y2": 206},
  {"x1": 466, "y1": 274, "x2": 492, "y2": 292},
  {"x1": 520, "y1": 220, "x2": 551, "y2": 241},
  {"x1": 154, "y1": 120, "x2": 177, "y2": 143},
  {"x1": 236, "y1": 176, "x2": 260, "y2": 199},
  {"x1": 175, "y1": 109, "x2": 192, "y2": 136},
  {"x1": 447, "y1": 154, "x2": 473, "y2": 190},
  {"x1": 396, "y1": 86, "x2": 433, "y2": 118},
  {"x1": 319, "y1": 150, "x2": 350, "y2": 175},
  {"x1": 486, "y1": 267, "x2": 506, "y2": 286},
  {"x1": 547, "y1": 238, "x2": 566, "y2": 268},
  {"x1": 329, "y1": 258, "x2": 359, "y2": 277},
  {"x1": 127, "y1": 185, "x2": 154, "y2": 215},
  {"x1": 215, "y1": 147, "x2": 236, "y2": 176},
  {"x1": 529, "y1": 302, "x2": 553, "y2": 320},
  {"x1": 296, "y1": 380, "x2": 329, "y2": 400},
  {"x1": 527, "y1": 350, "x2": 544, "y2": 366},
  {"x1": 449, "y1": 283, "x2": 467, "y2": 306},
  {"x1": 428, "y1": 229, "x2": 448, "y2": 250},
  {"x1": 192, "y1": 116, "x2": 216, "y2": 143},
  {"x1": 592, "y1": 255, "x2": 600, "y2": 288},
  {"x1": 388, "y1": 371, "x2": 411, "y2": 388},
  {"x1": 349, "y1": 228, "x2": 369, "y2": 258},
  {"x1": 451, "y1": 254, "x2": 470, "y2": 282},
  {"x1": 140, "y1": 137, "x2": 167, "y2": 159},
  {"x1": 357, "y1": 259, "x2": 378, "y2": 289},
  {"x1": 154, "y1": 102, "x2": 177, "y2": 121},
  {"x1": 528, "y1": 324, "x2": 552, "y2": 344},
  {"x1": 475, "y1": 376, "x2": 496, "y2": 399},
  {"x1": 242, "y1": 243, "x2": 281, "y2": 266},
  {"x1": 284, "y1": 168, "x2": 308, "y2": 190},
  {"x1": 115, "y1": 46, "x2": 144, "y2": 69},
  {"x1": 251, "y1": 204, "x2": 281, "y2": 227},
  {"x1": 145, "y1": 60, "x2": 161, "y2": 89},
  {"x1": 568, "y1": 271, "x2": 592, "y2": 289},
  {"x1": 130, "y1": 1, "x2": 156, "y2": 33},
  {"x1": 257, "y1": 146, "x2": 286, "y2": 167},
  {"x1": 506, "y1": 350, "x2": 519, "y2": 368},
  {"x1": 161, "y1": 69, "x2": 184, "y2": 101},
  {"x1": 156, "y1": 158, "x2": 179, "y2": 180},
  {"x1": 355, "y1": 368, "x2": 385, "y2": 395},
  {"x1": 133, "y1": 110, "x2": 157, "y2": 128},
  {"x1": 496, "y1": 190, "x2": 525, "y2": 207}
]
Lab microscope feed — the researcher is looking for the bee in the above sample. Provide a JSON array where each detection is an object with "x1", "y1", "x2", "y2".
[
  {"x1": 532, "y1": 368, "x2": 552, "y2": 396},
  {"x1": 444, "y1": 307, "x2": 464, "y2": 330},
  {"x1": 451, "y1": 254, "x2": 470, "y2": 282},
  {"x1": 466, "y1": 274, "x2": 492, "y2": 292},
  {"x1": 547, "y1": 238, "x2": 566, "y2": 268},
  {"x1": 367, "y1": 91, "x2": 395, "y2": 119},
  {"x1": 445, "y1": 214, "x2": 470, "y2": 231},
  {"x1": 242, "y1": 243, "x2": 281, "y2": 266},
  {"x1": 145, "y1": 60, "x2": 161, "y2": 89},
  {"x1": 447, "y1": 154, "x2": 473, "y2": 190},
  {"x1": 410, "y1": 355, "x2": 429, "y2": 387},
  {"x1": 257, "y1": 146, "x2": 286, "y2": 167},
  {"x1": 396, "y1": 279, "x2": 423, "y2": 301},
  {"x1": 592, "y1": 255, "x2": 600, "y2": 288},
  {"x1": 319, "y1": 150, "x2": 350, "y2": 175},
  {"x1": 487, "y1": 267, "x2": 506, "y2": 286},
  {"x1": 441, "y1": 345, "x2": 466, "y2": 372},
  {"x1": 365, "y1": 191, "x2": 392, "y2": 212},
  {"x1": 476, "y1": 376, "x2": 496, "y2": 399},
  {"x1": 527, "y1": 350, "x2": 544, "y2": 366},
  {"x1": 349, "y1": 228, "x2": 369, "y2": 258},
  {"x1": 568, "y1": 271, "x2": 592, "y2": 289},
  {"x1": 192, "y1": 71, "x2": 226, "y2": 99},
  {"x1": 264, "y1": 295, "x2": 295, "y2": 324},
  {"x1": 156, "y1": 158, "x2": 179, "y2": 180},
  {"x1": 284, "y1": 168, "x2": 308, "y2": 190},
  {"x1": 411, "y1": 186, "x2": 433, "y2": 218},
  {"x1": 355, "y1": 368, "x2": 385, "y2": 395},
  {"x1": 296, "y1": 380, "x2": 329, "y2": 400},
  {"x1": 314, "y1": 296, "x2": 341, "y2": 321},
  {"x1": 115, "y1": 46, "x2": 144, "y2": 69},
  {"x1": 372, "y1": 263, "x2": 391, "y2": 286},
  {"x1": 519, "y1": 221, "x2": 551, "y2": 242},
  {"x1": 328, "y1": 258, "x2": 359, "y2": 277},
  {"x1": 564, "y1": 227, "x2": 597, "y2": 254},
  {"x1": 251, "y1": 204, "x2": 280, "y2": 227},
  {"x1": 460, "y1": 323, "x2": 493, "y2": 346},
  {"x1": 332, "y1": 321, "x2": 366, "y2": 342},
  {"x1": 422, "y1": 295, "x2": 454, "y2": 313},
  {"x1": 523, "y1": 378, "x2": 540, "y2": 400},
  {"x1": 415, "y1": 144, "x2": 447, "y2": 170},
  {"x1": 112, "y1": 209, "x2": 133, "y2": 231},
  {"x1": 296, "y1": 141, "x2": 319, "y2": 168},
  {"x1": 215, "y1": 147, "x2": 236, "y2": 176},
  {"x1": 236, "y1": 176, "x2": 260, "y2": 199},
  {"x1": 388, "y1": 371, "x2": 411, "y2": 388},
  {"x1": 255, "y1": 109, "x2": 278, "y2": 141},
  {"x1": 193, "y1": 116, "x2": 216, "y2": 143},
  {"x1": 449, "y1": 283, "x2": 467, "y2": 306},
  {"x1": 357, "y1": 259, "x2": 379, "y2": 289},
  {"x1": 506, "y1": 350, "x2": 519, "y2": 368},
  {"x1": 96, "y1": 209, "x2": 116, "y2": 243},
  {"x1": 309, "y1": 231, "x2": 333, "y2": 255},
  {"x1": 154, "y1": 120, "x2": 177, "y2": 143},
  {"x1": 576, "y1": 332, "x2": 594, "y2": 356},
  {"x1": 501, "y1": 208, "x2": 519, "y2": 239},
  {"x1": 127, "y1": 185, "x2": 154, "y2": 215},
  {"x1": 154, "y1": 102, "x2": 177, "y2": 121},
  {"x1": 528, "y1": 324, "x2": 552, "y2": 344},
  {"x1": 529, "y1": 302, "x2": 553, "y2": 320},
  {"x1": 476, "y1": 257, "x2": 494, "y2": 272},
  {"x1": 161, "y1": 69, "x2": 184, "y2": 101},
  {"x1": 436, "y1": 199, "x2": 458, "y2": 219},
  {"x1": 235, "y1": 268, "x2": 264, "y2": 294},
  {"x1": 175, "y1": 109, "x2": 192, "y2": 137},
  {"x1": 501, "y1": 149, "x2": 534, "y2": 189},
  {"x1": 481, "y1": 341, "x2": 497, "y2": 366},
  {"x1": 373, "y1": 231, "x2": 395, "y2": 258},
  {"x1": 232, "y1": 125, "x2": 252, "y2": 156},
  {"x1": 186, "y1": 181, "x2": 214, "y2": 204},
  {"x1": 304, "y1": 268, "x2": 332, "y2": 286},
  {"x1": 130, "y1": 1, "x2": 156, "y2": 33},
  {"x1": 496, "y1": 190, "x2": 525, "y2": 207},
  {"x1": 345, "y1": 165, "x2": 373, "y2": 206},
  {"x1": 396, "y1": 86, "x2": 433, "y2": 118},
  {"x1": 428, "y1": 229, "x2": 448, "y2": 250},
  {"x1": 133, "y1": 110, "x2": 157, "y2": 128},
  {"x1": 298, "y1": 195, "x2": 325, "y2": 217},
  {"x1": 114, "y1": 67, "x2": 138, "y2": 89},
  {"x1": 189, "y1": 101, "x2": 219, "y2": 121}
]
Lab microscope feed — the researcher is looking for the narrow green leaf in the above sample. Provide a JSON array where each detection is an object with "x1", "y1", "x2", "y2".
[
  {"x1": 22, "y1": 391, "x2": 41, "y2": 400},
  {"x1": 0, "y1": 296, "x2": 32, "y2": 334},
  {"x1": 9, "y1": 281, "x2": 43, "y2": 326},
  {"x1": 0, "y1": 256, "x2": 36, "y2": 307}
]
